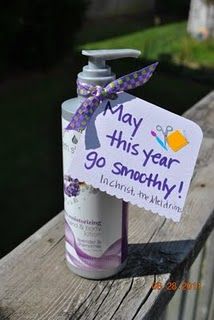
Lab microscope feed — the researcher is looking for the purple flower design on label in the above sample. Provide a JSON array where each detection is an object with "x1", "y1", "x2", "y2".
[{"x1": 64, "y1": 175, "x2": 80, "y2": 197}]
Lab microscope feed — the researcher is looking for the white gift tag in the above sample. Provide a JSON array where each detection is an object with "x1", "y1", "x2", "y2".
[{"x1": 68, "y1": 92, "x2": 203, "y2": 221}]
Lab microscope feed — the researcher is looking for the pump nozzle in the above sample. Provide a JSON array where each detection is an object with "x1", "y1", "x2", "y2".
[
  {"x1": 82, "y1": 49, "x2": 141, "y2": 68},
  {"x1": 78, "y1": 49, "x2": 141, "y2": 87}
]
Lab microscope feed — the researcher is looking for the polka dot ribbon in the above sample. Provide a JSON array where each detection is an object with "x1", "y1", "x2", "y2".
[{"x1": 66, "y1": 62, "x2": 159, "y2": 131}]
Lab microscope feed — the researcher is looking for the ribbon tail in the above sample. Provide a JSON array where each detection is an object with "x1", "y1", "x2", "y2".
[
  {"x1": 66, "y1": 95, "x2": 101, "y2": 131},
  {"x1": 105, "y1": 62, "x2": 159, "y2": 93}
]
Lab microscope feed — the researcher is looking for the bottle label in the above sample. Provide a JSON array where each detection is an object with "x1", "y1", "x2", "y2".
[{"x1": 62, "y1": 117, "x2": 127, "y2": 271}]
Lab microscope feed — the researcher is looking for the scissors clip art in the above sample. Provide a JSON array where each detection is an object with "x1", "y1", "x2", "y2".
[{"x1": 156, "y1": 125, "x2": 173, "y2": 146}]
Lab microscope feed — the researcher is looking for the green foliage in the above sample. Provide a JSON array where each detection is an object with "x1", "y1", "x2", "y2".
[
  {"x1": 0, "y1": 0, "x2": 87, "y2": 70},
  {"x1": 80, "y1": 22, "x2": 214, "y2": 68}
]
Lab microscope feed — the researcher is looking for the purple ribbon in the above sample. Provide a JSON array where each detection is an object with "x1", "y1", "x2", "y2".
[{"x1": 66, "y1": 62, "x2": 159, "y2": 132}]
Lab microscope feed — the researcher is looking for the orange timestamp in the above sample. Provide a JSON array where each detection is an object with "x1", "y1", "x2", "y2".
[{"x1": 152, "y1": 281, "x2": 202, "y2": 291}]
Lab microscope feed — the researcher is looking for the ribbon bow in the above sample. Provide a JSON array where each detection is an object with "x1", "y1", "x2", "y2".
[{"x1": 66, "y1": 62, "x2": 159, "y2": 132}]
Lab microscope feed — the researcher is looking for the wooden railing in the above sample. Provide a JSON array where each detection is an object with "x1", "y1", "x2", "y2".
[
  {"x1": 0, "y1": 91, "x2": 214, "y2": 320},
  {"x1": 162, "y1": 229, "x2": 214, "y2": 320}
]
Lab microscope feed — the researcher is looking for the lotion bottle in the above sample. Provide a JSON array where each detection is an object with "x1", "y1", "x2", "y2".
[{"x1": 62, "y1": 49, "x2": 141, "y2": 279}]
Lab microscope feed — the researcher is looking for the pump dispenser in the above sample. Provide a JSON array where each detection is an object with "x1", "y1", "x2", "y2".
[
  {"x1": 62, "y1": 49, "x2": 141, "y2": 279},
  {"x1": 62, "y1": 49, "x2": 141, "y2": 120},
  {"x1": 78, "y1": 49, "x2": 141, "y2": 86}
]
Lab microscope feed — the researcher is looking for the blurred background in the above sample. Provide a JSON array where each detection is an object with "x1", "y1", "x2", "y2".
[{"x1": 0, "y1": 0, "x2": 213, "y2": 257}]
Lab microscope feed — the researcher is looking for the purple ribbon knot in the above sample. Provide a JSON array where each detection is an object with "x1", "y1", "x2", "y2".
[
  {"x1": 66, "y1": 62, "x2": 159, "y2": 132},
  {"x1": 90, "y1": 85, "x2": 105, "y2": 97}
]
